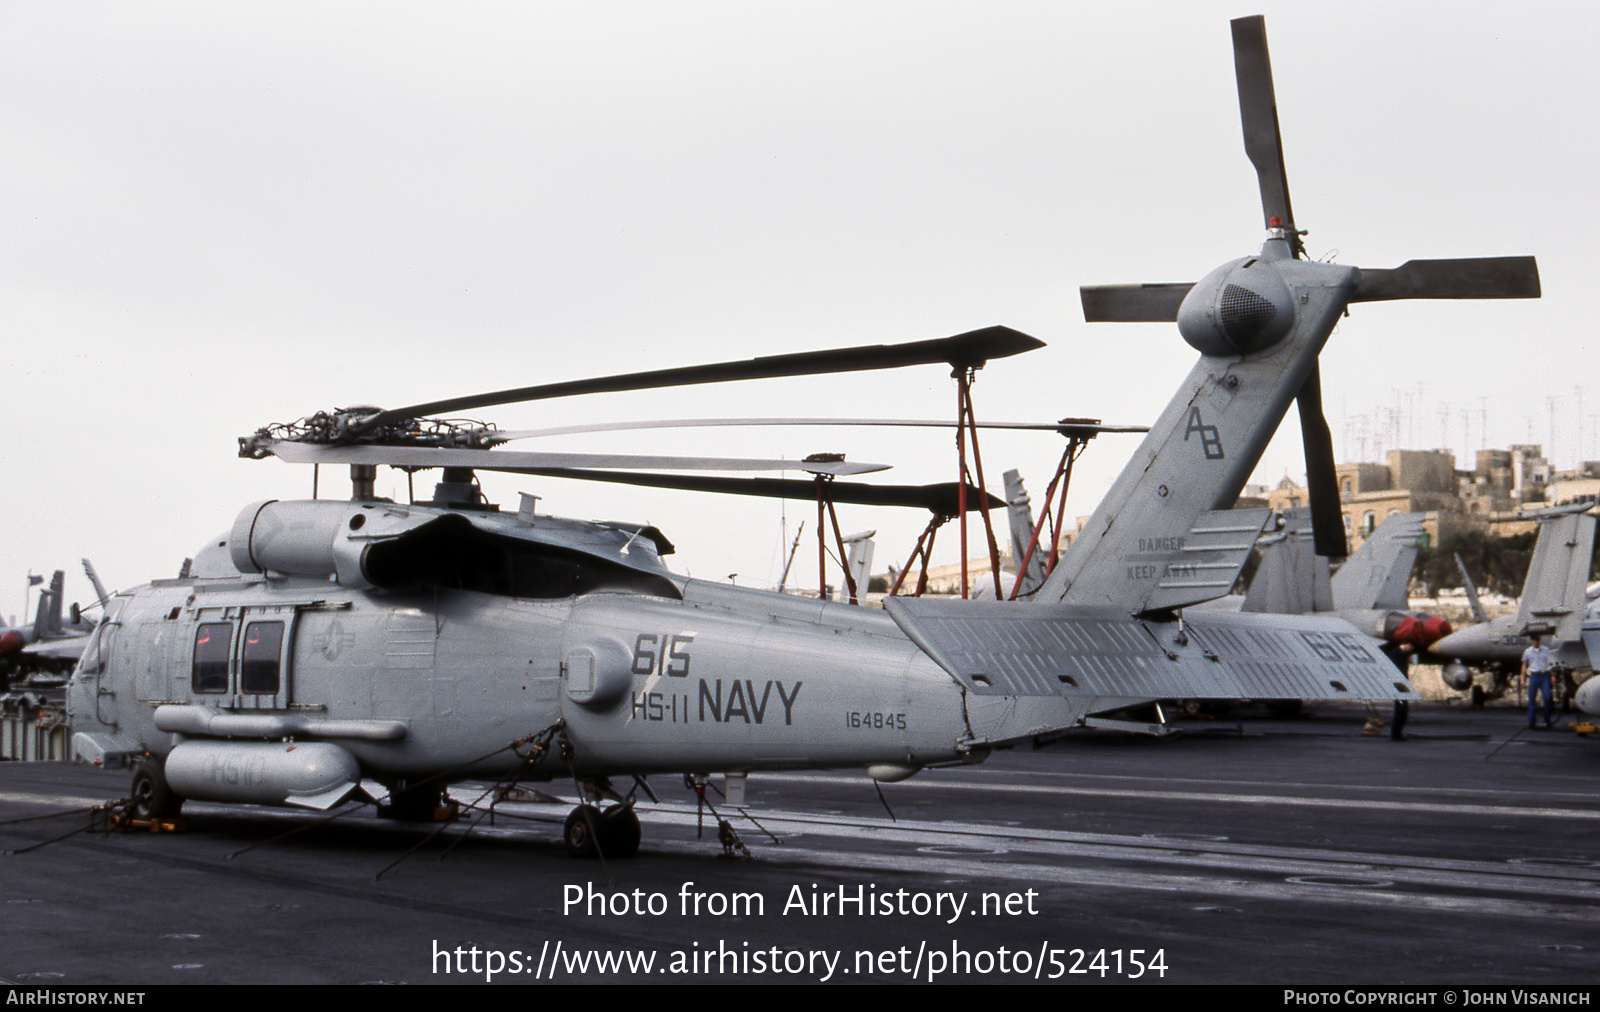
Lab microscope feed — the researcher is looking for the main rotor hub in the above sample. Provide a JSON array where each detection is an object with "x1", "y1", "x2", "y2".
[{"x1": 238, "y1": 409, "x2": 504, "y2": 458}]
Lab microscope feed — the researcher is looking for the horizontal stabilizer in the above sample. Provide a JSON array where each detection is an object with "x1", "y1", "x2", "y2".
[
  {"x1": 884, "y1": 598, "x2": 1413, "y2": 702},
  {"x1": 1351, "y1": 257, "x2": 1540, "y2": 302},
  {"x1": 1080, "y1": 283, "x2": 1194, "y2": 322},
  {"x1": 1142, "y1": 508, "x2": 1273, "y2": 612}
]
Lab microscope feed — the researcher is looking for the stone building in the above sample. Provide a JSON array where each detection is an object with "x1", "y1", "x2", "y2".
[
  {"x1": 1549, "y1": 461, "x2": 1600, "y2": 508},
  {"x1": 1267, "y1": 448, "x2": 1468, "y2": 551},
  {"x1": 1263, "y1": 444, "x2": 1569, "y2": 550}
]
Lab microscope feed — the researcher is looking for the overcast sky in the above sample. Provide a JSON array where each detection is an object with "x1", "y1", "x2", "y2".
[{"x1": 1, "y1": 1, "x2": 1593, "y2": 617}]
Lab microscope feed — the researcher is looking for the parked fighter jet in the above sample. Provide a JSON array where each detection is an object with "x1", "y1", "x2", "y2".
[
  {"x1": 1238, "y1": 510, "x2": 1451, "y2": 649},
  {"x1": 1, "y1": 566, "x2": 104, "y2": 680},
  {"x1": 1576, "y1": 618, "x2": 1600, "y2": 717},
  {"x1": 1432, "y1": 504, "x2": 1596, "y2": 704},
  {"x1": 66, "y1": 16, "x2": 1537, "y2": 857}
]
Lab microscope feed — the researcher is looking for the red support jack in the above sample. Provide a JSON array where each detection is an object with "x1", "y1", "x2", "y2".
[
  {"x1": 887, "y1": 513, "x2": 949, "y2": 598},
  {"x1": 1007, "y1": 420, "x2": 1102, "y2": 599},
  {"x1": 953, "y1": 367, "x2": 1005, "y2": 599}
]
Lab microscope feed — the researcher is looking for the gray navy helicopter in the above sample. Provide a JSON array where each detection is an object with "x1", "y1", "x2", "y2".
[{"x1": 66, "y1": 15, "x2": 1540, "y2": 858}]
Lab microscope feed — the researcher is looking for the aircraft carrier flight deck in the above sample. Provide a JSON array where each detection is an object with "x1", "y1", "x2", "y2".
[{"x1": 2, "y1": 701, "x2": 1596, "y2": 986}]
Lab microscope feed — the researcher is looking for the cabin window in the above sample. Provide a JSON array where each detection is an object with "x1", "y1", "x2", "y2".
[
  {"x1": 192, "y1": 622, "x2": 232, "y2": 693},
  {"x1": 240, "y1": 621, "x2": 284, "y2": 694}
]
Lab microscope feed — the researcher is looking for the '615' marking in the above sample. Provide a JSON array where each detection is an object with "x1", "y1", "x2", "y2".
[{"x1": 632, "y1": 633, "x2": 694, "y2": 677}]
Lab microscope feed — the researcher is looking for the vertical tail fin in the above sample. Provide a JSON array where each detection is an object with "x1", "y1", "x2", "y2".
[
  {"x1": 1045, "y1": 248, "x2": 1358, "y2": 613},
  {"x1": 34, "y1": 570, "x2": 66, "y2": 638},
  {"x1": 1515, "y1": 507, "x2": 1597, "y2": 644},
  {"x1": 1331, "y1": 512, "x2": 1425, "y2": 612},
  {"x1": 1002, "y1": 470, "x2": 1049, "y2": 598},
  {"x1": 839, "y1": 531, "x2": 876, "y2": 604},
  {"x1": 1243, "y1": 508, "x2": 1332, "y2": 614}
]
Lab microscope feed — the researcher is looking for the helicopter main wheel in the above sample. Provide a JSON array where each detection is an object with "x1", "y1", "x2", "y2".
[
  {"x1": 564, "y1": 805, "x2": 604, "y2": 858},
  {"x1": 1470, "y1": 684, "x2": 1486, "y2": 709},
  {"x1": 599, "y1": 804, "x2": 641, "y2": 858},
  {"x1": 129, "y1": 759, "x2": 184, "y2": 820}
]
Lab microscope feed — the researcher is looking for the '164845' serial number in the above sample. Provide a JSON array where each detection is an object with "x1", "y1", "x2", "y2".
[{"x1": 846, "y1": 711, "x2": 906, "y2": 729}]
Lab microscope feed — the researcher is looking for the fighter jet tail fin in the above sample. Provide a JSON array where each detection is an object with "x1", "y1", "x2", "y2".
[
  {"x1": 1332, "y1": 512, "x2": 1426, "y2": 612},
  {"x1": 1515, "y1": 507, "x2": 1597, "y2": 645},
  {"x1": 32, "y1": 571, "x2": 66, "y2": 639},
  {"x1": 1243, "y1": 508, "x2": 1332, "y2": 615}
]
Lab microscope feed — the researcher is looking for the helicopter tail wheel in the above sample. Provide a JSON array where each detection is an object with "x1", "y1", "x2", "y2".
[
  {"x1": 600, "y1": 804, "x2": 641, "y2": 858},
  {"x1": 129, "y1": 759, "x2": 184, "y2": 820},
  {"x1": 564, "y1": 805, "x2": 604, "y2": 858}
]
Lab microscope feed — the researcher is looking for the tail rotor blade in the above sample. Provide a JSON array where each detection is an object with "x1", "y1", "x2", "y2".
[
  {"x1": 1296, "y1": 362, "x2": 1347, "y2": 560},
  {"x1": 1352, "y1": 257, "x2": 1541, "y2": 302},
  {"x1": 1080, "y1": 283, "x2": 1194, "y2": 322},
  {"x1": 1232, "y1": 15, "x2": 1301, "y2": 255}
]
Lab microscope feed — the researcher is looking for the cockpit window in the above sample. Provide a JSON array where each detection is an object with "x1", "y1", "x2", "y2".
[
  {"x1": 241, "y1": 621, "x2": 284, "y2": 694},
  {"x1": 192, "y1": 622, "x2": 232, "y2": 693}
]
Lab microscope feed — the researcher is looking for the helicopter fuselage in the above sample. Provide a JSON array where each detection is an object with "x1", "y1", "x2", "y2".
[{"x1": 66, "y1": 499, "x2": 1083, "y2": 809}]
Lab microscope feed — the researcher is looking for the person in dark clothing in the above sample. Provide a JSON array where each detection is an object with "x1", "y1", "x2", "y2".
[{"x1": 1380, "y1": 640, "x2": 1416, "y2": 740}]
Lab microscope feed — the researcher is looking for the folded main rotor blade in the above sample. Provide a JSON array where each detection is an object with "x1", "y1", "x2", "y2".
[
  {"x1": 496, "y1": 417, "x2": 1149, "y2": 440},
  {"x1": 1351, "y1": 257, "x2": 1541, "y2": 302},
  {"x1": 492, "y1": 468, "x2": 1003, "y2": 514},
  {"x1": 1232, "y1": 15, "x2": 1301, "y2": 255},
  {"x1": 356, "y1": 326, "x2": 1044, "y2": 430},
  {"x1": 265, "y1": 440, "x2": 889, "y2": 476},
  {"x1": 1295, "y1": 362, "x2": 1347, "y2": 560},
  {"x1": 1080, "y1": 283, "x2": 1195, "y2": 322}
]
